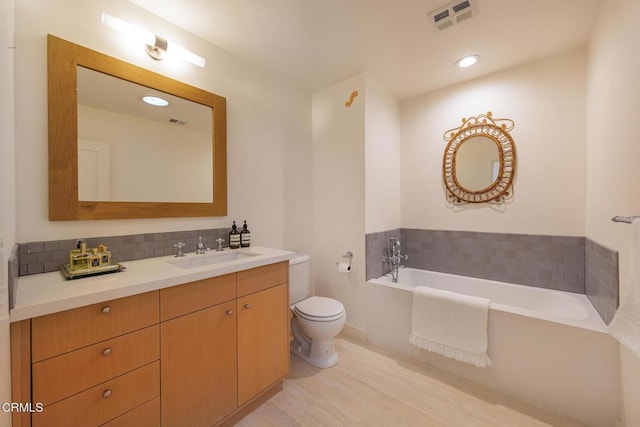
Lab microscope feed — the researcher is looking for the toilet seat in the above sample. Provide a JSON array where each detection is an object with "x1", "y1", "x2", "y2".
[{"x1": 293, "y1": 296, "x2": 345, "y2": 322}]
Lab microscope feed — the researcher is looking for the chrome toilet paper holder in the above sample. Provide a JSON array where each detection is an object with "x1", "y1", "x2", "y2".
[{"x1": 336, "y1": 251, "x2": 353, "y2": 269}]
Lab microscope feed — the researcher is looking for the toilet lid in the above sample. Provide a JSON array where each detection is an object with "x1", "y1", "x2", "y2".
[{"x1": 294, "y1": 296, "x2": 345, "y2": 320}]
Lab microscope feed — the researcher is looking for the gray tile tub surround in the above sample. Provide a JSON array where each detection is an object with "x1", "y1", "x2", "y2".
[
  {"x1": 365, "y1": 228, "x2": 620, "y2": 326},
  {"x1": 586, "y1": 239, "x2": 619, "y2": 325},
  {"x1": 18, "y1": 228, "x2": 231, "y2": 276},
  {"x1": 365, "y1": 229, "x2": 401, "y2": 280},
  {"x1": 395, "y1": 229, "x2": 586, "y2": 293}
]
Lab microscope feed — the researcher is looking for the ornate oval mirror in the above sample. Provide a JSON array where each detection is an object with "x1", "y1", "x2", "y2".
[{"x1": 442, "y1": 112, "x2": 516, "y2": 204}]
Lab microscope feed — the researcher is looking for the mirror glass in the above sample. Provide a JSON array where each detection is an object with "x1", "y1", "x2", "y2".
[
  {"x1": 48, "y1": 35, "x2": 227, "y2": 220},
  {"x1": 77, "y1": 66, "x2": 213, "y2": 202},
  {"x1": 454, "y1": 135, "x2": 500, "y2": 191}
]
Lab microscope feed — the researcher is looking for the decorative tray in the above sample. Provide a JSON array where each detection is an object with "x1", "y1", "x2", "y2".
[{"x1": 61, "y1": 263, "x2": 126, "y2": 280}]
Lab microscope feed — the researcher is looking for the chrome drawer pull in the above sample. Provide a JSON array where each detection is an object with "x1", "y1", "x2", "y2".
[
  {"x1": 102, "y1": 348, "x2": 112, "y2": 356},
  {"x1": 226, "y1": 310, "x2": 233, "y2": 316},
  {"x1": 244, "y1": 304, "x2": 251, "y2": 309},
  {"x1": 101, "y1": 306, "x2": 111, "y2": 314},
  {"x1": 103, "y1": 389, "x2": 112, "y2": 398}
]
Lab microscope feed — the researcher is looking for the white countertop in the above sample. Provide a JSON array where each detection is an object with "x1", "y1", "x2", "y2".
[{"x1": 10, "y1": 246, "x2": 295, "y2": 322}]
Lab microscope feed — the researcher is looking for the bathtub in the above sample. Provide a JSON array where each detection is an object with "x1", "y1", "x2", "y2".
[{"x1": 366, "y1": 268, "x2": 619, "y2": 427}]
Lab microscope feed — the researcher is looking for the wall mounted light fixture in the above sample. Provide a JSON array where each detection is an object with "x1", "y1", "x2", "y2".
[{"x1": 101, "y1": 13, "x2": 206, "y2": 68}]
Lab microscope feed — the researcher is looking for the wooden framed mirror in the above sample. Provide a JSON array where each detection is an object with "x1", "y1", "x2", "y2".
[
  {"x1": 442, "y1": 112, "x2": 516, "y2": 204},
  {"x1": 48, "y1": 34, "x2": 227, "y2": 220}
]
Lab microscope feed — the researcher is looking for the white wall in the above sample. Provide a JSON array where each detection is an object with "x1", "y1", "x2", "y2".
[
  {"x1": 401, "y1": 48, "x2": 588, "y2": 236},
  {"x1": 586, "y1": 1, "x2": 640, "y2": 425},
  {"x1": 0, "y1": 0, "x2": 15, "y2": 425},
  {"x1": 365, "y1": 74, "x2": 401, "y2": 233},
  {"x1": 14, "y1": 0, "x2": 313, "y2": 254},
  {"x1": 312, "y1": 74, "x2": 366, "y2": 331},
  {"x1": 312, "y1": 72, "x2": 400, "y2": 332}
]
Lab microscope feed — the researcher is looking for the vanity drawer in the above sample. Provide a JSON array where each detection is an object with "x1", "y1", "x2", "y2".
[
  {"x1": 101, "y1": 397, "x2": 160, "y2": 427},
  {"x1": 160, "y1": 273, "x2": 236, "y2": 321},
  {"x1": 237, "y1": 261, "x2": 288, "y2": 297},
  {"x1": 32, "y1": 361, "x2": 160, "y2": 427},
  {"x1": 31, "y1": 291, "x2": 159, "y2": 362},
  {"x1": 33, "y1": 325, "x2": 159, "y2": 406}
]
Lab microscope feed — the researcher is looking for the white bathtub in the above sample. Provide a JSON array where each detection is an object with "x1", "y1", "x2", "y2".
[{"x1": 366, "y1": 268, "x2": 619, "y2": 427}]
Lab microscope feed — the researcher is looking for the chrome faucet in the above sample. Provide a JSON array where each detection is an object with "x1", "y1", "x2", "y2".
[
  {"x1": 215, "y1": 238, "x2": 225, "y2": 251},
  {"x1": 382, "y1": 237, "x2": 408, "y2": 283},
  {"x1": 195, "y1": 236, "x2": 208, "y2": 254},
  {"x1": 174, "y1": 242, "x2": 186, "y2": 257}
]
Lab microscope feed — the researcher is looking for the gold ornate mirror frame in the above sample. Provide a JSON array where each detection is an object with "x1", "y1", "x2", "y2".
[{"x1": 442, "y1": 112, "x2": 516, "y2": 205}]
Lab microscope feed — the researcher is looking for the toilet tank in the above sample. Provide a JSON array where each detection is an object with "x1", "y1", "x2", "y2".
[{"x1": 289, "y1": 253, "x2": 311, "y2": 304}]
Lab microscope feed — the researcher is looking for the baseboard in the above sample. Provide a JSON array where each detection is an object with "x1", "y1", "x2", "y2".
[{"x1": 340, "y1": 324, "x2": 366, "y2": 341}]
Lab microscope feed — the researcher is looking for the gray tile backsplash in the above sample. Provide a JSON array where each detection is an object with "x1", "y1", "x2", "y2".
[
  {"x1": 585, "y1": 239, "x2": 619, "y2": 324},
  {"x1": 18, "y1": 226, "x2": 620, "y2": 326},
  {"x1": 365, "y1": 228, "x2": 620, "y2": 325},
  {"x1": 18, "y1": 228, "x2": 231, "y2": 276}
]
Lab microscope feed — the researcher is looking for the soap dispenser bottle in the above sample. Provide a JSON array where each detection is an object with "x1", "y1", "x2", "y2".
[
  {"x1": 240, "y1": 220, "x2": 251, "y2": 247},
  {"x1": 229, "y1": 221, "x2": 241, "y2": 249}
]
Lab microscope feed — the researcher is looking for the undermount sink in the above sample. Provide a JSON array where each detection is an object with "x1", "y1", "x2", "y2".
[{"x1": 169, "y1": 250, "x2": 259, "y2": 269}]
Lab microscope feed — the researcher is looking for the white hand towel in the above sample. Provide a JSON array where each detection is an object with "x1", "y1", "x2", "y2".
[
  {"x1": 609, "y1": 219, "x2": 640, "y2": 358},
  {"x1": 409, "y1": 285, "x2": 491, "y2": 368}
]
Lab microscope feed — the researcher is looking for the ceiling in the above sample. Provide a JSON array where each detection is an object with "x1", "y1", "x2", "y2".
[{"x1": 129, "y1": 0, "x2": 602, "y2": 100}]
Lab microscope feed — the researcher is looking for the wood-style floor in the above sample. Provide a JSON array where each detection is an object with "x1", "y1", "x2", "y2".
[{"x1": 238, "y1": 334, "x2": 587, "y2": 427}]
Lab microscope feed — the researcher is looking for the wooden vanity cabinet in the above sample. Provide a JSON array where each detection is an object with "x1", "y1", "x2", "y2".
[{"x1": 10, "y1": 261, "x2": 290, "y2": 427}]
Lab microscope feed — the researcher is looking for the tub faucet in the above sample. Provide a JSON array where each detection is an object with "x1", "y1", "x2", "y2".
[{"x1": 382, "y1": 237, "x2": 408, "y2": 282}]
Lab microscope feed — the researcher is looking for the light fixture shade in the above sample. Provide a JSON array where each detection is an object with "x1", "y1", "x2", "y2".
[
  {"x1": 169, "y1": 44, "x2": 207, "y2": 68},
  {"x1": 101, "y1": 13, "x2": 155, "y2": 47},
  {"x1": 101, "y1": 12, "x2": 206, "y2": 68}
]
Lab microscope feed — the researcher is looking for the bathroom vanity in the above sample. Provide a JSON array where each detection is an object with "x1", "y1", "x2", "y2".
[{"x1": 9, "y1": 247, "x2": 292, "y2": 427}]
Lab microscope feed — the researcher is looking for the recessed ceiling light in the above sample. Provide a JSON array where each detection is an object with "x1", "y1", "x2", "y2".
[
  {"x1": 455, "y1": 54, "x2": 480, "y2": 68},
  {"x1": 142, "y1": 95, "x2": 169, "y2": 106}
]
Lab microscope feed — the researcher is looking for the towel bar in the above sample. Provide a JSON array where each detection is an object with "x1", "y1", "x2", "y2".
[{"x1": 611, "y1": 215, "x2": 640, "y2": 224}]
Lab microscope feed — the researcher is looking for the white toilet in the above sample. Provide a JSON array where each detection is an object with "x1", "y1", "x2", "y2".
[{"x1": 289, "y1": 254, "x2": 346, "y2": 368}]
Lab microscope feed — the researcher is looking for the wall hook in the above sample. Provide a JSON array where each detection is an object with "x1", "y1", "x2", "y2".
[{"x1": 345, "y1": 90, "x2": 359, "y2": 107}]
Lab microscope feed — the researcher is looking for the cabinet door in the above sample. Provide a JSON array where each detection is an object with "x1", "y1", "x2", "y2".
[
  {"x1": 161, "y1": 300, "x2": 237, "y2": 426},
  {"x1": 237, "y1": 283, "x2": 289, "y2": 405}
]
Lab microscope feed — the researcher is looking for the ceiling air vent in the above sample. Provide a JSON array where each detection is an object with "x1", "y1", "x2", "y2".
[
  {"x1": 428, "y1": 0, "x2": 477, "y2": 31},
  {"x1": 168, "y1": 118, "x2": 187, "y2": 125}
]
